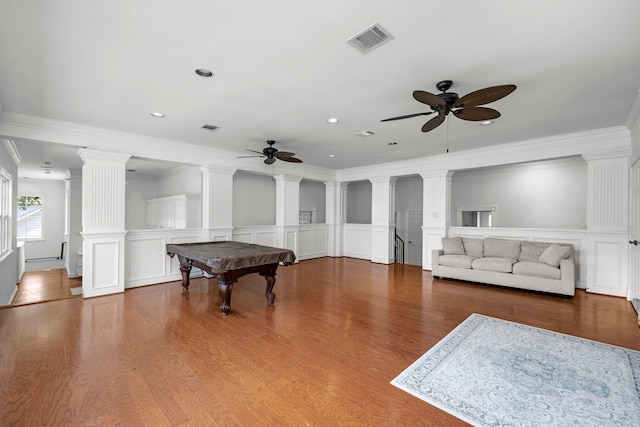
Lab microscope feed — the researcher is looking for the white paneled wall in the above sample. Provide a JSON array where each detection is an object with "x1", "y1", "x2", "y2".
[{"x1": 126, "y1": 229, "x2": 206, "y2": 288}]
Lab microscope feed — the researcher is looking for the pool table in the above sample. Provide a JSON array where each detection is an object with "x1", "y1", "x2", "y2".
[{"x1": 166, "y1": 241, "x2": 296, "y2": 315}]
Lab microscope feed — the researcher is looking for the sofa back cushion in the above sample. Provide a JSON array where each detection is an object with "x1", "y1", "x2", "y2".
[
  {"x1": 483, "y1": 238, "x2": 521, "y2": 260},
  {"x1": 442, "y1": 237, "x2": 465, "y2": 255},
  {"x1": 519, "y1": 241, "x2": 552, "y2": 262},
  {"x1": 463, "y1": 238, "x2": 484, "y2": 258}
]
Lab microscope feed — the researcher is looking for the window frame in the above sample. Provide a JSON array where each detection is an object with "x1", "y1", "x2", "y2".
[
  {"x1": 16, "y1": 193, "x2": 45, "y2": 242},
  {"x1": 0, "y1": 167, "x2": 12, "y2": 257}
]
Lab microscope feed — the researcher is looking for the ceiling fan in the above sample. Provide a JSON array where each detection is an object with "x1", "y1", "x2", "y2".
[
  {"x1": 381, "y1": 80, "x2": 516, "y2": 132},
  {"x1": 238, "y1": 140, "x2": 303, "y2": 165}
]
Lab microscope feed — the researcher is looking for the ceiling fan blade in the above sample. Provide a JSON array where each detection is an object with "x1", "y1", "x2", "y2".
[
  {"x1": 453, "y1": 107, "x2": 501, "y2": 121},
  {"x1": 246, "y1": 149, "x2": 265, "y2": 155},
  {"x1": 278, "y1": 156, "x2": 302, "y2": 163},
  {"x1": 421, "y1": 115, "x2": 445, "y2": 132},
  {"x1": 455, "y1": 85, "x2": 516, "y2": 107},
  {"x1": 237, "y1": 155, "x2": 264, "y2": 158},
  {"x1": 413, "y1": 90, "x2": 446, "y2": 107},
  {"x1": 380, "y1": 111, "x2": 433, "y2": 122},
  {"x1": 275, "y1": 151, "x2": 295, "y2": 158},
  {"x1": 264, "y1": 158, "x2": 276, "y2": 165}
]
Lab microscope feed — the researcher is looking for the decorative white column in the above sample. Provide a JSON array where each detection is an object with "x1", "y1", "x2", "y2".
[
  {"x1": 274, "y1": 174, "x2": 302, "y2": 253},
  {"x1": 64, "y1": 169, "x2": 82, "y2": 278},
  {"x1": 420, "y1": 170, "x2": 454, "y2": 270},
  {"x1": 583, "y1": 150, "x2": 630, "y2": 296},
  {"x1": 370, "y1": 176, "x2": 397, "y2": 264},
  {"x1": 325, "y1": 181, "x2": 346, "y2": 257},
  {"x1": 78, "y1": 149, "x2": 130, "y2": 298},
  {"x1": 200, "y1": 165, "x2": 236, "y2": 241}
]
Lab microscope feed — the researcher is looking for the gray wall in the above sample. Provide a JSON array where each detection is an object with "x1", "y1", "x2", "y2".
[
  {"x1": 125, "y1": 175, "x2": 158, "y2": 230},
  {"x1": 233, "y1": 171, "x2": 276, "y2": 226},
  {"x1": 450, "y1": 157, "x2": 587, "y2": 229},
  {"x1": 346, "y1": 180, "x2": 372, "y2": 224},
  {"x1": 0, "y1": 143, "x2": 18, "y2": 305},
  {"x1": 299, "y1": 179, "x2": 326, "y2": 224}
]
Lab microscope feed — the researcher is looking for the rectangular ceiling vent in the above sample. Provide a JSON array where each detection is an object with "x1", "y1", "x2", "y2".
[
  {"x1": 200, "y1": 124, "x2": 219, "y2": 131},
  {"x1": 355, "y1": 130, "x2": 375, "y2": 137},
  {"x1": 347, "y1": 23, "x2": 394, "y2": 53}
]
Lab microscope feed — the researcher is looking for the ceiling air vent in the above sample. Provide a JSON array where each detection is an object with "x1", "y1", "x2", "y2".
[
  {"x1": 347, "y1": 23, "x2": 394, "y2": 53},
  {"x1": 200, "y1": 124, "x2": 219, "y2": 131},
  {"x1": 355, "y1": 130, "x2": 375, "y2": 137}
]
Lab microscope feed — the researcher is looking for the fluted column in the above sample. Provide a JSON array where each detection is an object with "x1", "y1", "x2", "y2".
[
  {"x1": 200, "y1": 165, "x2": 236, "y2": 241},
  {"x1": 370, "y1": 176, "x2": 397, "y2": 264},
  {"x1": 78, "y1": 149, "x2": 130, "y2": 298},
  {"x1": 325, "y1": 181, "x2": 346, "y2": 257},
  {"x1": 583, "y1": 150, "x2": 630, "y2": 296},
  {"x1": 420, "y1": 170, "x2": 454, "y2": 270}
]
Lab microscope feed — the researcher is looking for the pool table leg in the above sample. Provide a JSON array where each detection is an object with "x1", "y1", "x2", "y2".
[
  {"x1": 218, "y1": 280, "x2": 235, "y2": 316},
  {"x1": 260, "y1": 272, "x2": 276, "y2": 304},
  {"x1": 179, "y1": 262, "x2": 192, "y2": 290}
]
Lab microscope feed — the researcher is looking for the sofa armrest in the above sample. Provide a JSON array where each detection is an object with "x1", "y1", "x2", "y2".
[
  {"x1": 559, "y1": 254, "x2": 576, "y2": 296},
  {"x1": 432, "y1": 249, "x2": 444, "y2": 276}
]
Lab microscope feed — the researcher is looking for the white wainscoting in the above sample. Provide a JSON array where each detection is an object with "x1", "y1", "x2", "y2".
[
  {"x1": 126, "y1": 229, "x2": 205, "y2": 289},
  {"x1": 343, "y1": 224, "x2": 372, "y2": 260},
  {"x1": 298, "y1": 224, "x2": 329, "y2": 260},
  {"x1": 448, "y1": 227, "x2": 587, "y2": 289},
  {"x1": 585, "y1": 232, "x2": 629, "y2": 297},
  {"x1": 232, "y1": 225, "x2": 278, "y2": 247}
]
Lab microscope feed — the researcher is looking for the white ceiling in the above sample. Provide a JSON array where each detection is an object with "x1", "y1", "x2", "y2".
[{"x1": 1, "y1": 1, "x2": 640, "y2": 178}]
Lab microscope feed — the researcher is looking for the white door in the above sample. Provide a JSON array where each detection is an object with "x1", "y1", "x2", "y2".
[
  {"x1": 407, "y1": 211, "x2": 423, "y2": 266},
  {"x1": 629, "y1": 159, "x2": 640, "y2": 324}
]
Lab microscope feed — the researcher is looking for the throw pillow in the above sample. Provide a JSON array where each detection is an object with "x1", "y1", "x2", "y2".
[
  {"x1": 442, "y1": 237, "x2": 465, "y2": 255},
  {"x1": 538, "y1": 244, "x2": 573, "y2": 267}
]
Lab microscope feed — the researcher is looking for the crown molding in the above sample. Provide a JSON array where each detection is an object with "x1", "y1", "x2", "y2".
[
  {"x1": 0, "y1": 111, "x2": 337, "y2": 182},
  {"x1": 625, "y1": 89, "x2": 640, "y2": 137},
  {"x1": 337, "y1": 126, "x2": 631, "y2": 182},
  {"x1": 1, "y1": 138, "x2": 22, "y2": 166}
]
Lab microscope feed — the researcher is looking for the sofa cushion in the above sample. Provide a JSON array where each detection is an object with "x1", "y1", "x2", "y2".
[
  {"x1": 539, "y1": 244, "x2": 573, "y2": 267},
  {"x1": 471, "y1": 257, "x2": 515, "y2": 273},
  {"x1": 442, "y1": 237, "x2": 465, "y2": 255},
  {"x1": 484, "y1": 238, "x2": 520, "y2": 261},
  {"x1": 513, "y1": 261, "x2": 561, "y2": 280},
  {"x1": 519, "y1": 241, "x2": 552, "y2": 262},
  {"x1": 463, "y1": 238, "x2": 484, "y2": 258},
  {"x1": 438, "y1": 254, "x2": 476, "y2": 269}
]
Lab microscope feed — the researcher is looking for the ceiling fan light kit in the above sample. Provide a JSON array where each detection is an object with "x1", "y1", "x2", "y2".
[{"x1": 382, "y1": 80, "x2": 516, "y2": 132}]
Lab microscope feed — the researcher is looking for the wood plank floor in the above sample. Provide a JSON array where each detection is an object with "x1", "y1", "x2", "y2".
[
  {"x1": 12, "y1": 269, "x2": 82, "y2": 306},
  {"x1": 1, "y1": 257, "x2": 639, "y2": 426}
]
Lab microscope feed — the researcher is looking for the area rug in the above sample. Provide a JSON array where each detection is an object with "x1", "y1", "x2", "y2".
[{"x1": 391, "y1": 313, "x2": 640, "y2": 426}]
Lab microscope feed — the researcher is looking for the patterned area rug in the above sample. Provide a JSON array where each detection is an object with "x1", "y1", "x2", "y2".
[{"x1": 391, "y1": 314, "x2": 640, "y2": 426}]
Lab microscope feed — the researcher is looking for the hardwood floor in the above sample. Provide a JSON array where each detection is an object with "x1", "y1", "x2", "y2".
[
  {"x1": 12, "y1": 268, "x2": 82, "y2": 306},
  {"x1": 1, "y1": 257, "x2": 638, "y2": 426}
]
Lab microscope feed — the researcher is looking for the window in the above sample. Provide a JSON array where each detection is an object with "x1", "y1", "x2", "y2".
[
  {"x1": 0, "y1": 168, "x2": 11, "y2": 255},
  {"x1": 17, "y1": 195, "x2": 43, "y2": 240}
]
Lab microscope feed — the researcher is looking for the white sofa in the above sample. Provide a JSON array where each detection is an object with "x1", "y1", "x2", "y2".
[{"x1": 432, "y1": 237, "x2": 575, "y2": 297}]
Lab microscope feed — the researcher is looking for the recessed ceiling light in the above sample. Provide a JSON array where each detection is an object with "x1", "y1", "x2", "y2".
[
  {"x1": 327, "y1": 117, "x2": 339, "y2": 124},
  {"x1": 195, "y1": 68, "x2": 213, "y2": 77},
  {"x1": 481, "y1": 120, "x2": 493, "y2": 125},
  {"x1": 329, "y1": 154, "x2": 336, "y2": 158},
  {"x1": 150, "y1": 112, "x2": 165, "y2": 118}
]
